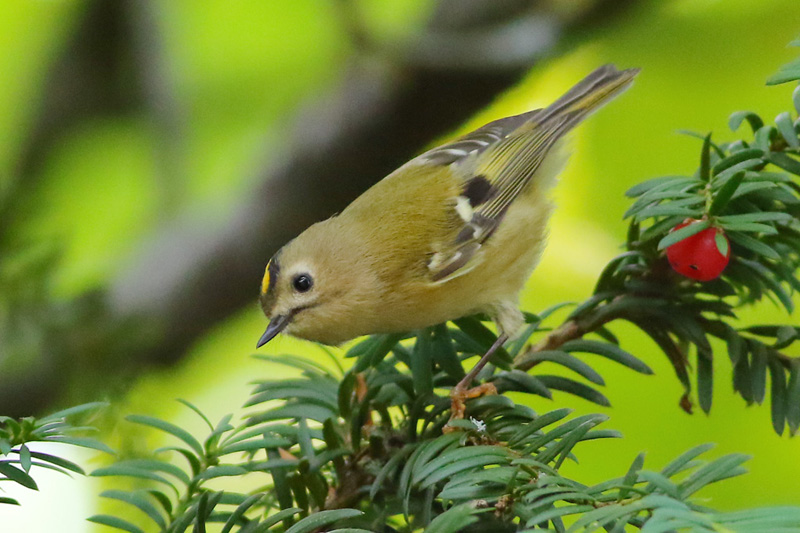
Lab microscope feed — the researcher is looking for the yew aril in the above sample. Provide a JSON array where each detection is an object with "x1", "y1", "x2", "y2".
[{"x1": 666, "y1": 219, "x2": 731, "y2": 281}]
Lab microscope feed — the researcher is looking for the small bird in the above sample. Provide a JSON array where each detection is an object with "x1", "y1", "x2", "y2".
[{"x1": 257, "y1": 64, "x2": 638, "y2": 421}]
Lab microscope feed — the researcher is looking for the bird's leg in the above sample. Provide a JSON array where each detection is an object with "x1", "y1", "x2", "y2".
[{"x1": 446, "y1": 333, "x2": 508, "y2": 426}]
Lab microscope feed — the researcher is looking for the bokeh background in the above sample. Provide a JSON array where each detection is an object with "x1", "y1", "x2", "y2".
[{"x1": 1, "y1": 0, "x2": 799, "y2": 530}]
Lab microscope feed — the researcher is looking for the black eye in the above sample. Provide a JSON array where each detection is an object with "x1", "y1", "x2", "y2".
[{"x1": 293, "y1": 274, "x2": 313, "y2": 293}]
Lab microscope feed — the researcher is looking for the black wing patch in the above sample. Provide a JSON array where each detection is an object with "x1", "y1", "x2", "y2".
[{"x1": 462, "y1": 175, "x2": 497, "y2": 207}]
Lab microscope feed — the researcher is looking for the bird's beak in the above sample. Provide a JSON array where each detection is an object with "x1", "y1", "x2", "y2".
[{"x1": 256, "y1": 314, "x2": 291, "y2": 348}]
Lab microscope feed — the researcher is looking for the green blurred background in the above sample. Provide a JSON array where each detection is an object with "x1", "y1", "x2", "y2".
[{"x1": 1, "y1": 0, "x2": 799, "y2": 530}]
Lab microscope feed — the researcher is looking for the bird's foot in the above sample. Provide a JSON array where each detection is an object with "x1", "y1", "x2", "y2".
[{"x1": 443, "y1": 382, "x2": 498, "y2": 433}]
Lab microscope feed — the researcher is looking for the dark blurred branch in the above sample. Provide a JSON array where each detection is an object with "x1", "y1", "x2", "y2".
[
  {"x1": 14, "y1": 0, "x2": 146, "y2": 179},
  {"x1": 0, "y1": 0, "x2": 638, "y2": 415},
  {"x1": 127, "y1": 0, "x2": 188, "y2": 215}
]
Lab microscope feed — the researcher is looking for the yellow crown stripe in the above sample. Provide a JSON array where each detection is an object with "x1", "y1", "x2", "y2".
[{"x1": 261, "y1": 261, "x2": 272, "y2": 294}]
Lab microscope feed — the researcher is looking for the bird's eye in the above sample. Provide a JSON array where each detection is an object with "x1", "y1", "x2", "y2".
[{"x1": 292, "y1": 274, "x2": 313, "y2": 293}]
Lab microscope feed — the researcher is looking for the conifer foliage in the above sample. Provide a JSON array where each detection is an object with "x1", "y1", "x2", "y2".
[{"x1": 3, "y1": 42, "x2": 800, "y2": 533}]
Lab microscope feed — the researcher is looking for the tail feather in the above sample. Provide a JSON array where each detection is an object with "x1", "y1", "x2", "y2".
[{"x1": 536, "y1": 64, "x2": 640, "y2": 125}]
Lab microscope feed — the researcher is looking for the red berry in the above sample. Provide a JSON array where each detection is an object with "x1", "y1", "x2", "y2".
[{"x1": 666, "y1": 219, "x2": 730, "y2": 281}]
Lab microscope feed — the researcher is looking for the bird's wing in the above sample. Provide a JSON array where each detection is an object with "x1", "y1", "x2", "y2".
[{"x1": 417, "y1": 64, "x2": 639, "y2": 283}]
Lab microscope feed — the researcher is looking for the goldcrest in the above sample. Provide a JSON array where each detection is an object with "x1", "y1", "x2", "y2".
[{"x1": 256, "y1": 65, "x2": 638, "y2": 385}]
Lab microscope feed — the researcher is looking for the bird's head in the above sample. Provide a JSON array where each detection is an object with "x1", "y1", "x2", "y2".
[{"x1": 257, "y1": 220, "x2": 378, "y2": 347}]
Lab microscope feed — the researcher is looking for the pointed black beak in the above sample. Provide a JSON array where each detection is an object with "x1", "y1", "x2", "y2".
[{"x1": 257, "y1": 314, "x2": 292, "y2": 348}]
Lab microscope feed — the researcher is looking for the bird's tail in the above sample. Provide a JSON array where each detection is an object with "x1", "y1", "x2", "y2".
[{"x1": 536, "y1": 64, "x2": 640, "y2": 126}]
